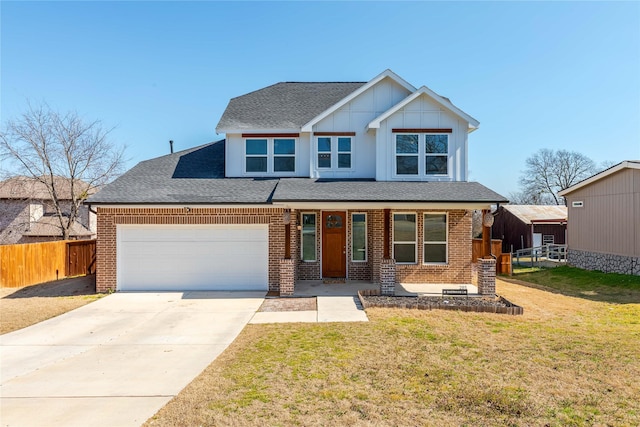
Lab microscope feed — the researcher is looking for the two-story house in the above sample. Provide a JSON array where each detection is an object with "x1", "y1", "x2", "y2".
[
  {"x1": 87, "y1": 70, "x2": 507, "y2": 294},
  {"x1": 0, "y1": 176, "x2": 96, "y2": 244}
]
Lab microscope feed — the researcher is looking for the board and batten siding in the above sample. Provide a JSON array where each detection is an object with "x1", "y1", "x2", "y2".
[
  {"x1": 565, "y1": 168, "x2": 640, "y2": 257},
  {"x1": 375, "y1": 94, "x2": 469, "y2": 182},
  {"x1": 310, "y1": 77, "x2": 412, "y2": 179}
]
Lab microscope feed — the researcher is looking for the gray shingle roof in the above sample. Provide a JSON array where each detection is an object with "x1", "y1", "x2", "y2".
[
  {"x1": 216, "y1": 82, "x2": 366, "y2": 131},
  {"x1": 272, "y1": 179, "x2": 508, "y2": 203},
  {"x1": 86, "y1": 141, "x2": 279, "y2": 205},
  {"x1": 88, "y1": 141, "x2": 508, "y2": 205}
]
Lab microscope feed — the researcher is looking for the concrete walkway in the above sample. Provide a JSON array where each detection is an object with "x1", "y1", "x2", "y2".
[
  {"x1": 249, "y1": 296, "x2": 369, "y2": 324},
  {"x1": 0, "y1": 291, "x2": 264, "y2": 427}
]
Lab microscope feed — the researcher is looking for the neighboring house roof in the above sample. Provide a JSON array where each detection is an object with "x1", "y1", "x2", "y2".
[
  {"x1": 87, "y1": 141, "x2": 279, "y2": 205},
  {"x1": 87, "y1": 140, "x2": 508, "y2": 206},
  {"x1": 501, "y1": 205, "x2": 567, "y2": 224},
  {"x1": 367, "y1": 85, "x2": 480, "y2": 132},
  {"x1": 21, "y1": 215, "x2": 94, "y2": 238},
  {"x1": 216, "y1": 82, "x2": 366, "y2": 132},
  {"x1": 558, "y1": 160, "x2": 640, "y2": 196},
  {"x1": 0, "y1": 176, "x2": 95, "y2": 200}
]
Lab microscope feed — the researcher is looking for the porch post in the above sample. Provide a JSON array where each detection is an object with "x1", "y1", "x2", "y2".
[
  {"x1": 482, "y1": 209, "x2": 491, "y2": 258},
  {"x1": 380, "y1": 209, "x2": 396, "y2": 295},
  {"x1": 279, "y1": 209, "x2": 295, "y2": 296}
]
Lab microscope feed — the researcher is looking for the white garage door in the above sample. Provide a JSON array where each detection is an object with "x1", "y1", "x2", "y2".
[{"x1": 117, "y1": 224, "x2": 269, "y2": 291}]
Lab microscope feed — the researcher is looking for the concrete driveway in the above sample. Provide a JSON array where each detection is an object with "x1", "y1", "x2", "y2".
[{"x1": 0, "y1": 291, "x2": 264, "y2": 427}]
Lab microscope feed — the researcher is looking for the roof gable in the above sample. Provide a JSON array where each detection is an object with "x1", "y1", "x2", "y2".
[
  {"x1": 300, "y1": 69, "x2": 416, "y2": 132},
  {"x1": 559, "y1": 160, "x2": 640, "y2": 196},
  {"x1": 367, "y1": 86, "x2": 479, "y2": 132}
]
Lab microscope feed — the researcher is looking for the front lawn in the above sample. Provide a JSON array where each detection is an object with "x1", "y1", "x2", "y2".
[
  {"x1": 0, "y1": 275, "x2": 102, "y2": 334},
  {"x1": 509, "y1": 265, "x2": 640, "y2": 303},
  {"x1": 145, "y1": 274, "x2": 640, "y2": 426}
]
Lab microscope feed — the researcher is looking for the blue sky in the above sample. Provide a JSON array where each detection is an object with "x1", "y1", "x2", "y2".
[{"x1": 2, "y1": 1, "x2": 639, "y2": 197}]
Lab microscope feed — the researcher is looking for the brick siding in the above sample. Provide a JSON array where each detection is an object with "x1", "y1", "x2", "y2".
[{"x1": 95, "y1": 207, "x2": 473, "y2": 293}]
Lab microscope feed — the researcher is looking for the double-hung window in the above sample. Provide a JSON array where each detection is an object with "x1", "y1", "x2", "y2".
[
  {"x1": 301, "y1": 213, "x2": 317, "y2": 261},
  {"x1": 395, "y1": 134, "x2": 419, "y2": 175},
  {"x1": 245, "y1": 139, "x2": 268, "y2": 173},
  {"x1": 393, "y1": 213, "x2": 416, "y2": 263},
  {"x1": 395, "y1": 133, "x2": 449, "y2": 177},
  {"x1": 425, "y1": 135, "x2": 448, "y2": 175},
  {"x1": 424, "y1": 213, "x2": 447, "y2": 263},
  {"x1": 245, "y1": 138, "x2": 296, "y2": 174},
  {"x1": 351, "y1": 213, "x2": 367, "y2": 262},
  {"x1": 316, "y1": 136, "x2": 352, "y2": 170}
]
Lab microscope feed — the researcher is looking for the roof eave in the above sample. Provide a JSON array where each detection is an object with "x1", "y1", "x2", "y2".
[
  {"x1": 367, "y1": 86, "x2": 480, "y2": 132},
  {"x1": 559, "y1": 160, "x2": 640, "y2": 196}
]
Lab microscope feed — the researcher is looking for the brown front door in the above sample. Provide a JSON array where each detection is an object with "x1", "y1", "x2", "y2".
[{"x1": 322, "y1": 211, "x2": 346, "y2": 278}]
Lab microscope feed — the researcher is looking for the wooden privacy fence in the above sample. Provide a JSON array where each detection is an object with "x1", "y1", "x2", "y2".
[
  {"x1": 472, "y1": 238, "x2": 512, "y2": 275},
  {"x1": 0, "y1": 239, "x2": 96, "y2": 288}
]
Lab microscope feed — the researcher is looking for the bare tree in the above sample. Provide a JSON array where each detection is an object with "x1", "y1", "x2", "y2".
[
  {"x1": 518, "y1": 149, "x2": 597, "y2": 205},
  {"x1": 0, "y1": 103, "x2": 125, "y2": 240}
]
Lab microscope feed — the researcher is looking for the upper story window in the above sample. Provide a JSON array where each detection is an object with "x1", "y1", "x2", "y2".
[
  {"x1": 395, "y1": 133, "x2": 449, "y2": 177},
  {"x1": 316, "y1": 135, "x2": 352, "y2": 170},
  {"x1": 245, "y1": 138, "x2": 296, "y2": 174}
]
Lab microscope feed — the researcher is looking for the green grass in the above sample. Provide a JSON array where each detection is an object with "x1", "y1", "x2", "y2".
[
  {"x1": 509, "y1": 265, "x2": 640, "y2": 303},
  {"x1": 145, "y1": 278, "x2": 640, "y2": 427}
]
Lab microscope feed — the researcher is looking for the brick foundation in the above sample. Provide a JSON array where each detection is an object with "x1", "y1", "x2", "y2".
[
  {"x1": 380, "y1": 258, "x2": 396, "y2": 295},
  {"x1": 477, "y1": 258, "x2": 496, "y2": 296}
]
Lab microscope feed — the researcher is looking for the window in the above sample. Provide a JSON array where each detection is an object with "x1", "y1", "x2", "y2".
[
  {"x1": 424, "y1": 213, "x2": 447, "y2": 263},
  {"x1": 351, "y1": 213, "x2": 367, "y2": 261},
  {"x1": 245, "y1": 138, "x2": 296, "y2": 174},
  {"x1": 542, "y1": 235, "x2": 554, "y2": 245},
  {"x1": 394, "y1": 133, "x2": 449, "y2": 176},
  {"x1": 395, "y1": 134, "x2": 419, "y2": 175},
  {"x1": 338, "y1": 137, "x2": 351, "y2": 168},
  {"x1": 316, "y1": 136, "x2": 352, "y2": 169},
  {"x1": 245, "y1": 139, "x2": 267, "y2": 172},
  {"x1": 301, "y1": 213, "x2": 316, "y2": 261},
  {"x1": 317, "y1": 137, "x2": 331, "y2": 168},
  {"x1": 393, "y1": 213, "x2": 416, "y2": 263},
  {"x1": 274, "y1": 139, "x2": 295, "y2": 172},
  {"x1": 425, "y1": 135, "x2": 448, "y2": 175}
]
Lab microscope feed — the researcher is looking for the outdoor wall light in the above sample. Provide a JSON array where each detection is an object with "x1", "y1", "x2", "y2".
[{"x1": 184, "y1": 207, "x2": 191, "y2": 213}]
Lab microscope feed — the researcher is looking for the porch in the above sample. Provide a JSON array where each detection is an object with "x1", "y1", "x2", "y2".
[{"x1": 292, "y1": 280, "x2": 479, "y2": 297}]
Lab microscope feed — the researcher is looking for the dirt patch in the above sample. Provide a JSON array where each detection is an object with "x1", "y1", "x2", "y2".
[
  {"x1": 1, "y1": 275, "x2": 102, "y2": 334},
  {"x1": 258, "y1": 297, "x2": 317, "y2": 312}
]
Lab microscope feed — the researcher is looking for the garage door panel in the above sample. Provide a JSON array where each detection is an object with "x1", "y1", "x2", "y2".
[{"x1": 118, "y1": 225, "x2": 269, "y2": 291}]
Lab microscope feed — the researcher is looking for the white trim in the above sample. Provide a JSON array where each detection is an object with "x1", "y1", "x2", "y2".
[
  {"x1": 89, "y1": 204, "x2": 278, "y2": 209},
  {"x1": 215, "y1": 127, "x2": 301, "y2": 134},
  {"x1": 367, "y1": 86, "x2": 480, "y2": 132},
  {"x1": 300, "y1": 212, "x2": 317, "y2": 262},
  {"x1": 392, "y1": 212, "x2": 417, "y2": 264},
  {"x1": 559, "y1": 161, "x2": 640, "y2": 196},
  {"x1": 278, "y1": 202, "x2": 495, "y2": 210},
  {"x1": 351, "y1": 212, "x2": 367, "y2": 263},
  {"x1": 423, "y1": 212, "x2": 448, "y2": 265},
  {"x1": 301, "y1": 69, "x2": 416, "y2": 132}
]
